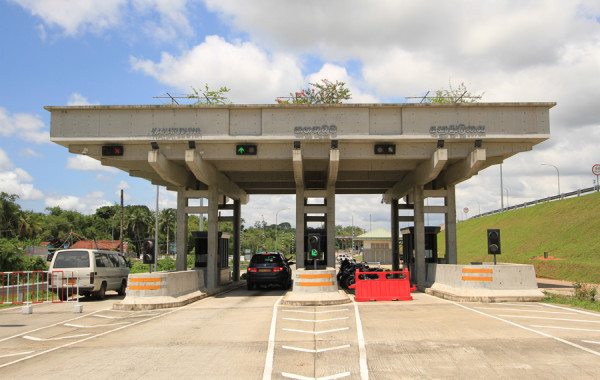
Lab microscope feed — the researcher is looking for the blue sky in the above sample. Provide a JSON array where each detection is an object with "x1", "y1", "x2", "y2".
[{"x1": 1, "y1": 0, "x2": 600, "y2": 232}]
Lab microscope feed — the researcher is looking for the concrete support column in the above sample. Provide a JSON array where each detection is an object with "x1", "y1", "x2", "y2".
[
  {"x1": 175, "y1": 188, "x2": 188, "y2": 272},
  {"x1": 326, "y1": 185, "x2": 336, "y2": 268},
  {"x1": 206, "y1": 186, "x2": 219, "y2": 289},
  {"x1": 445, "y1": 185, "x2": 458, "y2": 264},
  {"x1": 232, "y1": 199, "x2": 241, "y2": 282},
  {"x1": 295, "y1": 187, "x2": 305, "y2": 267},
  {"x1": 413, "y1": 185, "x2": 426, "y2": 290},
  {"x1": 391, "y1": 198, "x2": 400, "y2": 271}
]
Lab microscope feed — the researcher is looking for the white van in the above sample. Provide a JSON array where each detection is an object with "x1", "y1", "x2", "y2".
[{"x1": 48, "y1": 249, "x2": 130, "y2": 300}]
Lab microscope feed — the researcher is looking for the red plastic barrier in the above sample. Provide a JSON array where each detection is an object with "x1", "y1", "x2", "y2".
[{"x1": 349, "y1": 270, "x2": 416, "y2": 302}]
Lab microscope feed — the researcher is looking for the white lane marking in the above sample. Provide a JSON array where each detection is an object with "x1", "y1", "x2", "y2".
[
  {"x1": 499, "y1": 315, "x2": 600, "y2": 323},
  {"x1": 93, "y1": 313, "x2": 158, "y2": 319},
  {"x1": 0, "y1": 308, "x2": 106, "y2": 343},
  {"x1": 490, "y1": 303, "x2": 544, "y2": 308},
  {"x1": 353, "y1": 299, "x2": 369, "y2": 380},
  {"x1": 474, "y1": 307, "x2": 576, "y2": 314},
  {"x1": 282, "y1": 317, "x2": 349, "y2": 323},
  {"x1": 281, "y1": 309, "x2": 348, "y2": 314},
  {"x1": 282, "y1": 371, "x2": 350, "y2": 380},
  {"x1": 530, "y1": 325, "x2": 600, "y2": 332},
  {"x1": 0, "y1": 304, "x2": 186, "y2": 369},
  {"x1": 540, "y1": 303, "x2": 600, "y2": 317},
  {"x1": 282, "y1": 327, "x2": 349, "y2": 335},
  {"x1": 282, "y1": 344, "x2": 351, "y2": 353},
  {"x1": 0, "y1": 351, "x2": 34, "y2": 359},
  {"x1": 262, "y1": 295, "x2": 283, "y2": 380},
  {"x1": 64, "y1": 321, "x2": 131, "y2": 328},
  {"x1": 583, "y1": 340, "x2": 600, "y2": 345},
  {"x1": 23, "y1": 334, "x2": 91, "y2": 341},
  {"x1": 442, "y1": 300, "x2": 600, "y2": 357}
]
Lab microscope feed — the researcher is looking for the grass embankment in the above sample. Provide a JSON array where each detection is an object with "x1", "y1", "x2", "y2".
[{"x1": 438, "y1": 191, "x2": 600, "y2": 284}]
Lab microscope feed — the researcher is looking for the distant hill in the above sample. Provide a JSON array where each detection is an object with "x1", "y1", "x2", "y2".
[{"x1": 438, "y1": 191, "x2": 600, "y2": 283}]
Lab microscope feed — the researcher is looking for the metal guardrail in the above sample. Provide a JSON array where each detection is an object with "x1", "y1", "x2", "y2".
[
  {"x1": 470, "y1": 186, "x2": 599, "y2": 219},
  {"x1": 1, "y1": 271, "x2": 82, "y2": 313}
]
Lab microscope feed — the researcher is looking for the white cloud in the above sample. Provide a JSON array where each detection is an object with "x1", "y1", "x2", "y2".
[
  {"x1": 0, "y1": 106, "x2": 49, "y2": 144},
  {"x1": 66, "y1": 155, "x2": 119, "y2": 173},
  {"x1": 45, "y1": 191, "x2": 111, "y2": 213},
  {"x1": 66, "y1": 93, "x2": 100, "y2": 106},
  {"x1": 19, "y1": 147, "x2": 44, "y2": 158},
  {"x1": 0, "y1": 149, "x2": 12, "y2": 170},
  {"x1": 131, "y1": 35, "x2": 304, "y2": 103},
  {"x1": 0, "y1": 164, "x2": 44, "y2": 200}
]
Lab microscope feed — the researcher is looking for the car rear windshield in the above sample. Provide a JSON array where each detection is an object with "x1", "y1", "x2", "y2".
[
  {"x1": 251, "y1": 254, "x2": 283, "y2": 265},
  {"x1": 52, "y1": 250, "x2": 90, "y2": 268}
]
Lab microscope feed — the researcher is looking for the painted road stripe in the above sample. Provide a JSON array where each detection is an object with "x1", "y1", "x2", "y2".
[
  {"x1": 262, "y1": 295, "x2": 283, "y2": 380},
  {"x1": 282, "y1": 327, "x2": 349, "y2": 335},
  {"x1": 282, "y1": 371, "x2": 350, "y2": 380},
  {"x1": 23, "y1": 334, "x2": 91, "y2": 341},
  {"x1": 282, "y1": 317, "x2": 349, "y2": 323},
  {"x1": 281, "y1": 309, "x2": 348, "y2": 314},
  {"x1": 499, "y1": 315, "x2": 600, "y2": 323},
  {"x1": 541, "y1": 303, "x2": 600, "y2": 317},
  {"x1": 583, "y1": 340, "x2": 600, "y2": 345},
  {"x1": 440, "y1": 298, "x2": 600, "y2": 357},
  {"x1": 282, "y1": 344, "x2": 350, "y2": 353},
  {"x1": 530, "y1": 325, "x2": 600, "y2": 332},
  {"x1": 93, "y1": 313, "x2": 157, "y2": 319},
  {"x1": 0, "y1": 351, "x2": 34, "y2": 359},
  {"x1": 474, "y1": 307, "x2": 577, "y2": 314},
  {"x1": 353, "y1": 299, "x2": 369, "y2": 380},
  {"x1": 64, "y1": 321, "x2": 131, "y2": 328}
]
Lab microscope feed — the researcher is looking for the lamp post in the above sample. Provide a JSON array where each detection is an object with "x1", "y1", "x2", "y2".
[
  {"x1": 541, "y1": 163, "x2": 560, "y2": 197},
  {"x1": 261, "y1": 214, "x2": 265, "y2": 250},
  {"x1": 469, "y1": 199, "x2": 481, "y2": 216},
  {"x1": 275, "y1": 208, "x2": 289, "y2": 252},
  {"x1": 504, "y1": 188, "x2": 509, "y2": 208},
  {"x1": 500, "y1": 164, "x2": 504, "y2": 211}
]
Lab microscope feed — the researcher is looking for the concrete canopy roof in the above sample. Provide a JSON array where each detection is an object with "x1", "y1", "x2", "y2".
[{"x1": 45, "y1": 102, "x2": 554, "y2": 203}]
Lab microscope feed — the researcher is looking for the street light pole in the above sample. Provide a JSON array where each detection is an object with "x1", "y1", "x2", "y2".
[
  {"x1": 275, "y1": 208, "x2": 289, "y2": 252},
  {"x1": 500, "y1": 164, "x2": 504, "y2": 211},
  {"x1": 541, "y1": 163, "x2": 560, "y2": 197},
  {"x1": 504, "y1": 188, "x2": 509, "y2": 208}
]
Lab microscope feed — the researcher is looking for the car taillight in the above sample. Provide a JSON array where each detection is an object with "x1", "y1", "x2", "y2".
[
  {"x1": 273, "y1": 267, "x2": 284, "y2": 272},
  {"x1": 247, "y1": 267, "x2": 257, "y2": 273},
  {"x1": 90, "y1": 272, "x2": 95, "y2": 284}
]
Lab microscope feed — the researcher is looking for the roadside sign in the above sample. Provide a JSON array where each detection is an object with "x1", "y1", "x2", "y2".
[
  {"x1": 463, "y1": 207, "x2": 469, "y2": 214},
  {"x1": 592, "y1": 164, "x2": 600, "y2": 175}
]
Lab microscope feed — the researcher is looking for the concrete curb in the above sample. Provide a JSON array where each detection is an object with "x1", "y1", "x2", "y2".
[
  {"x1": 113, "y1": 281, "x2": 244, "y2": 311},
  {"x1": 425, "y1": 286, "x2": 545, "y2": 303},
  {"x1": 280, "y1": 289, "x2": 352, "y2": 306}
]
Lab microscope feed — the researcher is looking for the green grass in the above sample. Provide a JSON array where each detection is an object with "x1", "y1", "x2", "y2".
[
  {"x1": 542, "y1": 292, "x2": 600, "y2": 312},
  {"x1": 438, "y1": 191, "x2": 600, "y2": 283}
]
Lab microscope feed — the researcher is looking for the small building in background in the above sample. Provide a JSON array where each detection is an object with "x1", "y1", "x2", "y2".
[{"x1": 354, "y1": 229, "x2": 398, "y2": 265}]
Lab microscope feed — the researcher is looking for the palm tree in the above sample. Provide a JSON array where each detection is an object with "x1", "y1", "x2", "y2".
[
  {"x1": 159, "y1": 208, "x2": 177, "y2": 255},
  {"x1": 17, "y1": 211, "x2": 43, "y2": 240},
  {"x1": 124, "y1": 206, "x2": 154, "y2": 253}
]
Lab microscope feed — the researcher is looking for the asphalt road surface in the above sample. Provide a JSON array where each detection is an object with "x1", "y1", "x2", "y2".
[{"x1": 1, "y1": 287, "x2": 600, "y2": 379}]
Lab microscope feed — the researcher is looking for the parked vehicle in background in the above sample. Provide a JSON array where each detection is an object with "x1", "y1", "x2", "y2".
[
  {"x1": 48, "y1": 249, "x2": 130, "y2": 300},
  {"x1": 246, "y1": 252, "x2": 293, "y2": 290}
]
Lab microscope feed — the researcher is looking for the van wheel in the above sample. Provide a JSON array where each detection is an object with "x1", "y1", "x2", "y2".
[
  {"x1": 117, "y1": 280, "x2": 127, "y2": 296},
  {"x1": 95, "y1": 282, "x2": 107, "y2": 300}
]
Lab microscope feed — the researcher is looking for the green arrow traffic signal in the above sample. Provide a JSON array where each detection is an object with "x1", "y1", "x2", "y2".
[
  {"x1": 238, "y1": 146, "x2": 245, "y2": 154},
  {"x1": 311, "y1": 249, "x2": 318, "y2": 257}
]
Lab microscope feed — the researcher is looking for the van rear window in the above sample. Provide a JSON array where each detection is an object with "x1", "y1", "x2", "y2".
[{"x1": 53, "y1": 250, "x2": 90, "y2": 268}]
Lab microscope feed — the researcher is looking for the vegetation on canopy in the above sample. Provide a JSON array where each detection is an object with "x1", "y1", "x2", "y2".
[
  {"x1": 423, "y1": 81, "x2": 484, "y2": 103},
  {"x1": 276, "y1": 79, "x2": 352, "y2": 104}
]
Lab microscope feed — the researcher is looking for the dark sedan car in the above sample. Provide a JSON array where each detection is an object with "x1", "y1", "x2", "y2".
[{"x1": 246, "y1": 252, "x2": 293, "y2": 290}]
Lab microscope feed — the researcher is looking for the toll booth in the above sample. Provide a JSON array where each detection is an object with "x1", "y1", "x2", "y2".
[
  {"x1": 192, "y1": 231, "x2": 231, "y2": 285},
  {"x1": 304, "y1": 228, "x2": 327, "y2": 269},
  {"x1": 401, "y1": 226, "x2": 440, "y2": 283}
]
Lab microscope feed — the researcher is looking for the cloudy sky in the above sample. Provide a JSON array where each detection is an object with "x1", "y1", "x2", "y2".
[{"x1": 1, "y1": 0, "x2": 599, "y2": 232}]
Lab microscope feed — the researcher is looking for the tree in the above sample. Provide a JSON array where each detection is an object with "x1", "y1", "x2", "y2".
[
  {"x1": 276, "y1": 79, "x2": 352, "y2": 104},
  {"x1": 17, "y1": 211, "x2": 43, "y2": 240},
  {"x1": 188, "y1": 83, "x2": 232, "y2": 105},
  {"x1": 0, "y1": 193, "x2": 21, "y2": 238},
  {"x1": 159, "y1": 208, "x2": 177, "y2": 254},
  {"x1": 424, "y1": 81, "x2": 483, "y2": 103},
  {"x1": 123, "y1": 206, "x2": 154, "y2": 252}
]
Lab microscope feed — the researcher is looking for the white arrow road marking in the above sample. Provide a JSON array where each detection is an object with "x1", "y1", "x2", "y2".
[
  {"x1": 282, "y1": 344, "x2": 350, "y2": 353},
  {"x1": 23, "y1": 334, "x2": 91, "y2": 341},
  {"x1": 64, "y1": 321, "x2": 131, "y2": 328},
  {"x1": 281, "y1": 309, "x2": 348, "y2": 314},
  {"x1": 0, "y1": 351, "x2": 34, "y2": 359},
  {"x1": 282, "y1": 327, "x2": 349, "y2": 335},
  {"x1": 282, "y1": 317, "x2": 349, "y2": 323},
  {"x1": 282, "y1": 371, "x2": 350, "y2": 380}
]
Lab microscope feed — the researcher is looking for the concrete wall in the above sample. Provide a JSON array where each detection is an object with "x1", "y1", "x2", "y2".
[{"x1": 426, "y1": 263, "x2": 545, "y2": 302}]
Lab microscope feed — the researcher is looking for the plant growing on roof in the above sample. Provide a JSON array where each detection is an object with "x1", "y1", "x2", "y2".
[{"x1": 276, "y1": 79, "x2": 352, "y2": 104}]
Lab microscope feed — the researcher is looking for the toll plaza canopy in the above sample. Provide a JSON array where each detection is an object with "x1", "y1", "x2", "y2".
[{"x1": 46, "y1": 102, "x2": 555, "y2": 289}]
